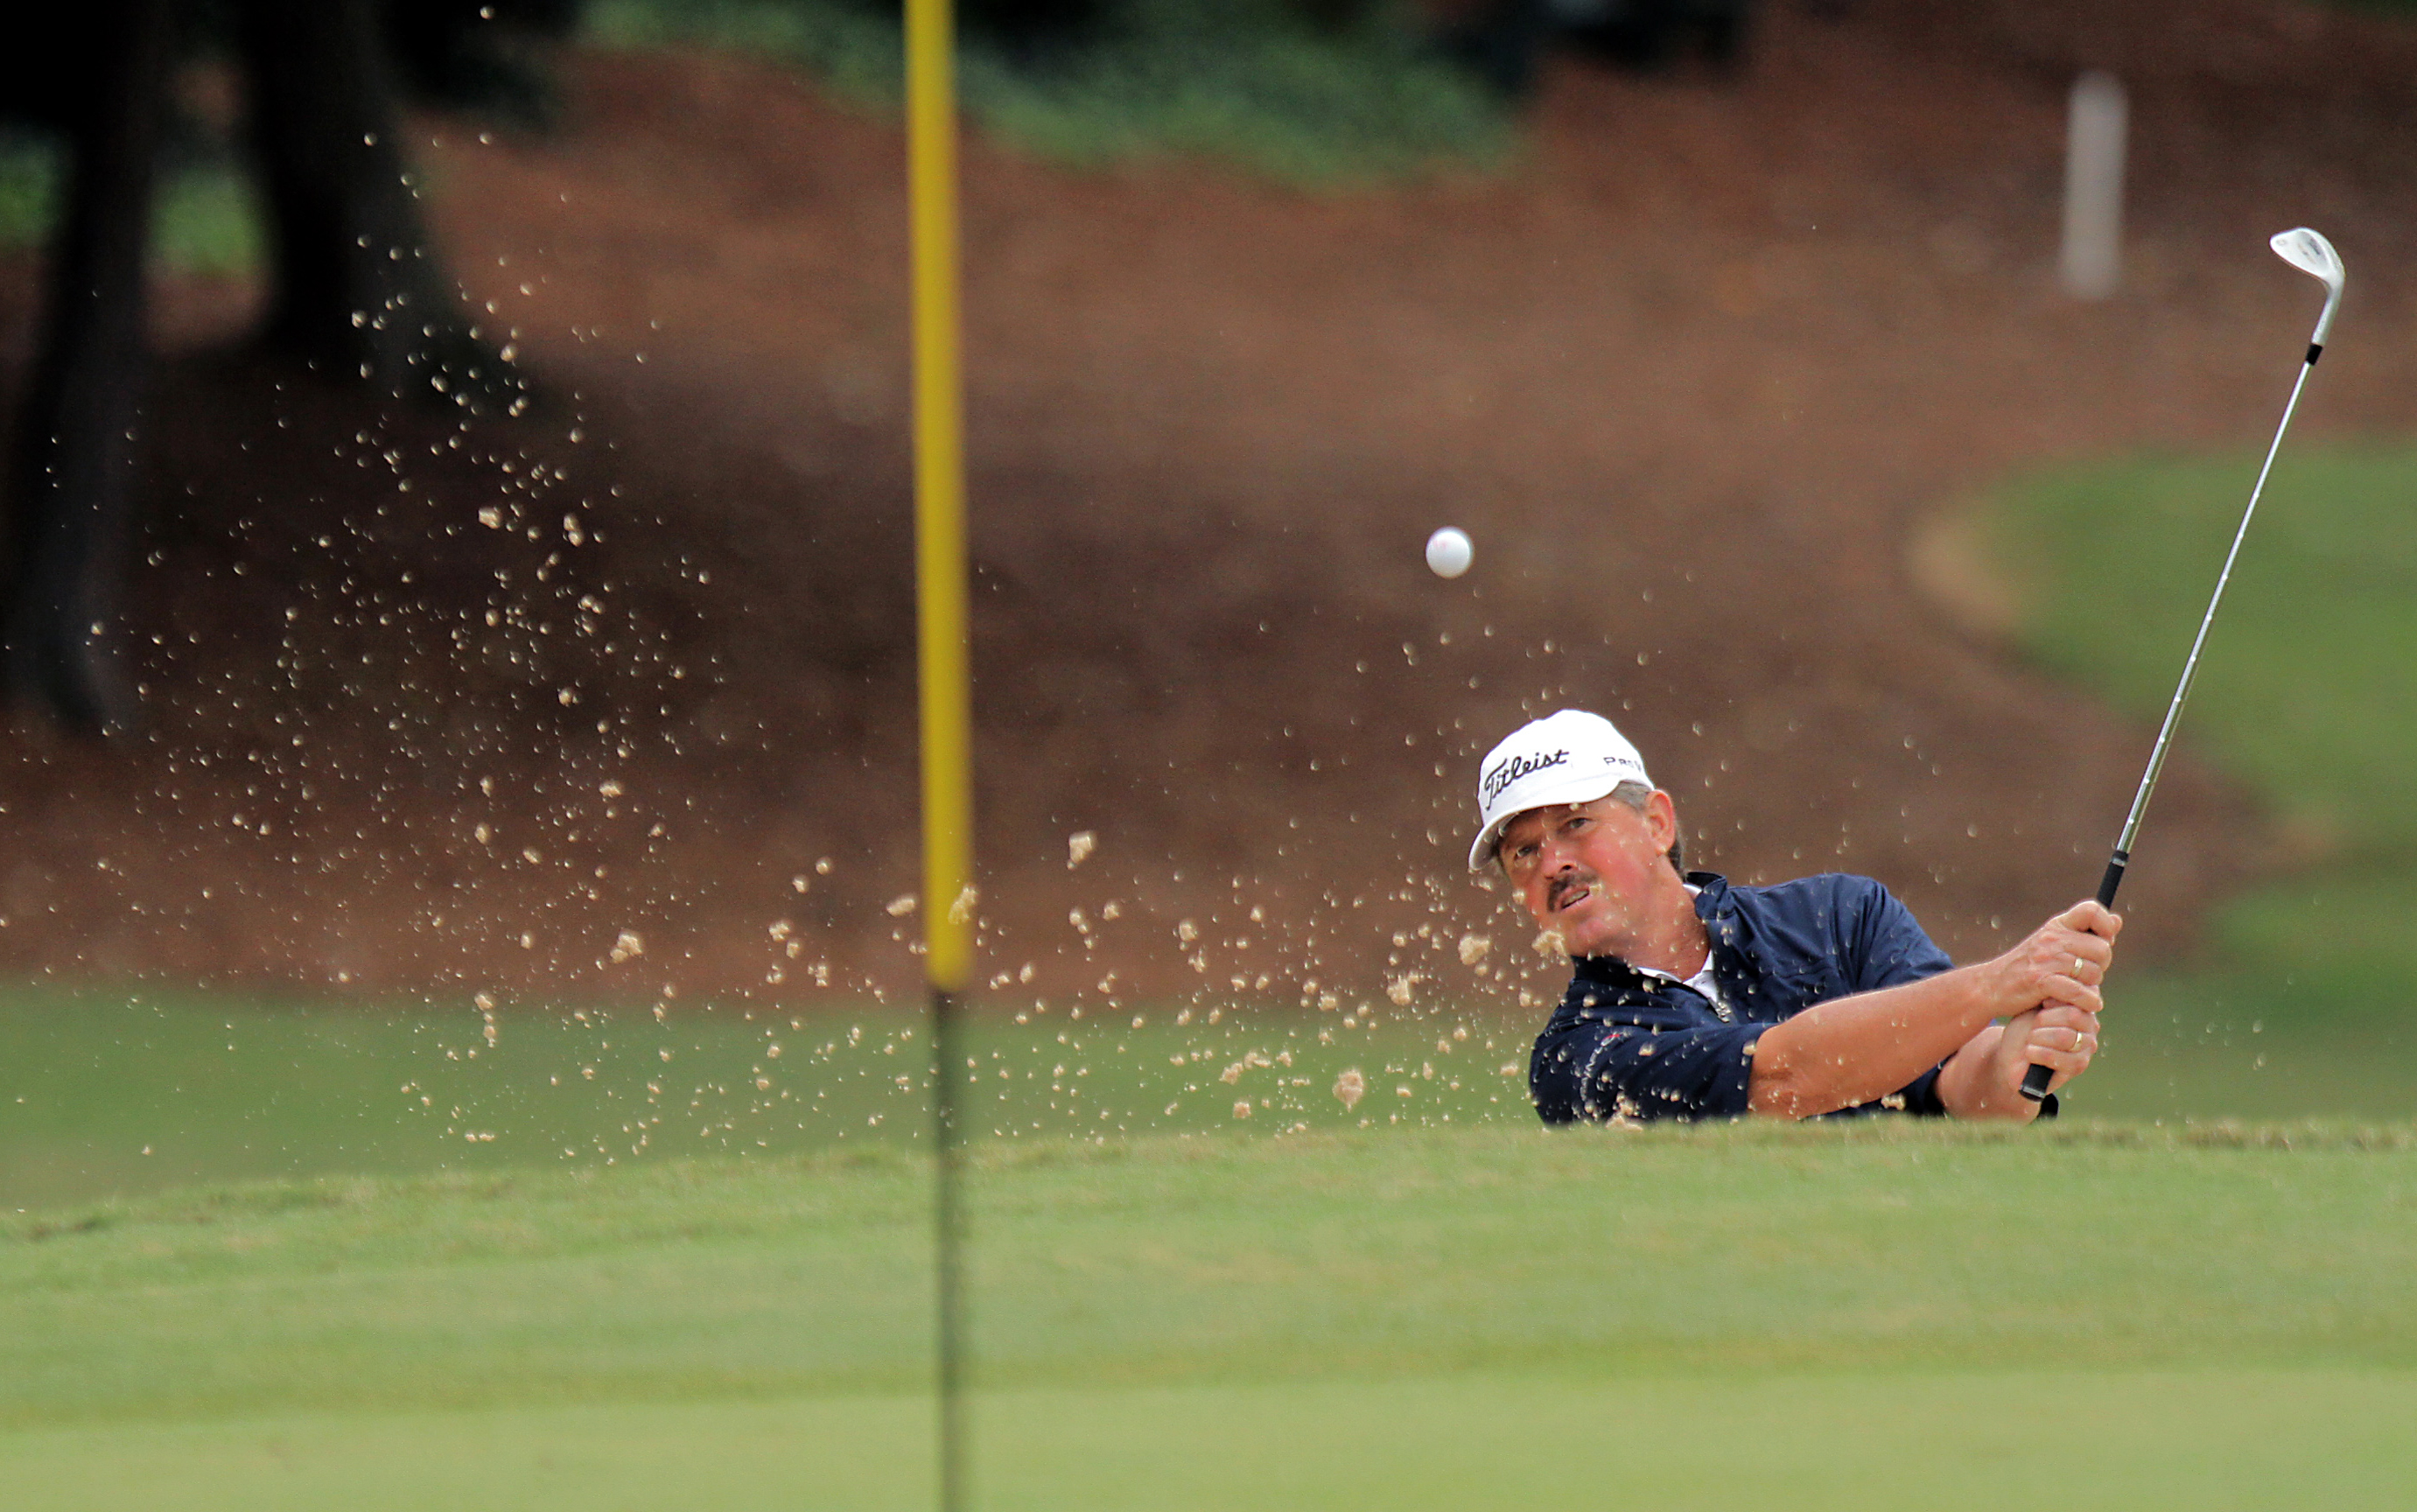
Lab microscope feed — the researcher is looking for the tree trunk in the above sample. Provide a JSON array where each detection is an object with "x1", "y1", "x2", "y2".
[
  {"x1": 241, "y1": 0, "x2": 515, "y2": 410},
  {"x1": 3, "y1": 0, "x2": 177, "y2": 734}
]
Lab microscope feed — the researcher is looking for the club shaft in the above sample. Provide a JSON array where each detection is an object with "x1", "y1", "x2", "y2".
[
  {"x1": 2020, "y1": 348, "x2": 2322, "y2": 1105},
  {"x1": 2113, "y1": 352, "x2": 2316, "y2": 858}
]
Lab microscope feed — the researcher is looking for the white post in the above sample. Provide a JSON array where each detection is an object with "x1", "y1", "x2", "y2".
[{"x1": 2062, "y1": 71, "x2": 2127, "y2": 300}]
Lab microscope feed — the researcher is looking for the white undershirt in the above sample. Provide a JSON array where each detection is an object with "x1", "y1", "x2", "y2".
[{"x1": 1631, "y1": 883, "x2": 1729, "y2": 1018}]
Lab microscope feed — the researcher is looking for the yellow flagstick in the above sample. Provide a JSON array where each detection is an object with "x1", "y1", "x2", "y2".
[{"x1": 906, "y1": 0, "x2": 973, "y2": 1504}]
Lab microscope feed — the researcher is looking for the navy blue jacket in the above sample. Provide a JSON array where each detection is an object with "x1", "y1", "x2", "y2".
[{"x1": 1529, "y1": 872, "x2": 2019, "y2": 1124}]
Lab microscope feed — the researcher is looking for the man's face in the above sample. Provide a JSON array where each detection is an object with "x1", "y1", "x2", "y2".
[{"x1": 1497, "y1": 793, "x2": 1679, "y2": 958}]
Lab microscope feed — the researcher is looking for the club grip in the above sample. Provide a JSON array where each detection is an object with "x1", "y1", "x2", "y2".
[
  {"x1": 2094, "y1": 850, "x2": 2128, "y2": 910},
  {"x1": 2020, "y1": 850, "x2": 2128, "y2": 1103}
]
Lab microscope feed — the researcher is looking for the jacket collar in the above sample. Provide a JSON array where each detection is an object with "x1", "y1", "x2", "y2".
[{"x1": 1690, "y1": 871, "x2": 1743, "y2": 953}]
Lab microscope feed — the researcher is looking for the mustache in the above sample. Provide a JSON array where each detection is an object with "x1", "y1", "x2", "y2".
[{"x1": 1545, "y1": 870, "x2": 1597, "y2": 910}]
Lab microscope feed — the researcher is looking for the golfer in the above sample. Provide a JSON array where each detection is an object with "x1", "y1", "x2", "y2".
[{"x1": 1470, "y1": 710, "x2": 2119, "y2": 1124}]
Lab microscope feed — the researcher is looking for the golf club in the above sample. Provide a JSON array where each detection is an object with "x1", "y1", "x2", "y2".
[{"x1": 2021, "y1": 227, "x2": 2346, "y2": 1102}]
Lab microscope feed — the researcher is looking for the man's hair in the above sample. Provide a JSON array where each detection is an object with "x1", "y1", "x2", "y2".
[{"x1": 1605, "y1": 780, "x2": 1686, "y2": 872}]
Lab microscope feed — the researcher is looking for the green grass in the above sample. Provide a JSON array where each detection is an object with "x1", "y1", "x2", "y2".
[
  {"x1": 1989, "y1": 448, "x2": 2417, "y2": 858},
  {"x1": 585, "y1": 0, "x2": 1512, "y2": 183},
  {"x1": 10, "y1": 1374, "x2": 2417, "y2": 1511},
  {"x1": 1977, "y1": 444, "x2": 2417, "y2": 1108},
  {"x1": 4, "y1": 1124, "x2": 2414, "y2": 1508}
]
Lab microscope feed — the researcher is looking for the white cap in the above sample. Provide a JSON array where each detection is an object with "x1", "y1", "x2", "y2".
[{"x1": 1468, "y1": 710, "x2": 1652, "y2": 872}]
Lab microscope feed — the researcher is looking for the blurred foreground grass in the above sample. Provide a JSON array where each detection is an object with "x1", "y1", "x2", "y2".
[
  {"x1": 4, "y1": 1124, "x2": 2414, "y2": 1508},
  {"x1": 1976, "y1": 444, "x2": 2417, "y2": 1114}
]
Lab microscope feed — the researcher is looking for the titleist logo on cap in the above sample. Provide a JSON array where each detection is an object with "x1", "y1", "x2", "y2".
[{"x1": 1482, "y1": 748, "x2": 1569, "y2": 802}]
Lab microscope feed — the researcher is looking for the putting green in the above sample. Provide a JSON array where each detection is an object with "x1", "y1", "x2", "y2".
[
  {"x1": 5, "y1": 1125, "x2": 2413, "y2": 1508},
  {"x1": 4, "y1": 1368, "x2": 2414, "y2": 1511}
]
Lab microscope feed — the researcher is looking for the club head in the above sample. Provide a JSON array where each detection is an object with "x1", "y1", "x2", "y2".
[{"x1": 2270, "y1": 228, "x2": 2345, "y2": 346}]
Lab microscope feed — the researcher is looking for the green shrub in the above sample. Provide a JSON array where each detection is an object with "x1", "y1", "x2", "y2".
[
  {"x1": 0, "y1": 133, "x2": 261, "y2": 276},
  {"x1": 586, "y1": 0, "x2": 1513, "y2": 183}
]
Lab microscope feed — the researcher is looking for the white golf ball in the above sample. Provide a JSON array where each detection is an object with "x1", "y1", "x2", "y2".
[{"x1": 1426, "y1": 527, "x2": 1473, "y2": 579}]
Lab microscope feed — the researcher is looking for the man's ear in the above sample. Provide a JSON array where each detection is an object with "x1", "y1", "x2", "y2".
[{"x1": 1643, "y1": 789, "x2": 1679, "y2": 854}]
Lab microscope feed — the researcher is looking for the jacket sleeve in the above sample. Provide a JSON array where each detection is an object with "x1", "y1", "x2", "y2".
[
  {"x1": 1848, "y1": 878, "x2": 1957, "y2": 991},
  {"x1": 1849, "y1": 878, "x2": 1958, "y2": 1116},
  {"x1": 1530, "y1": 1008, "x2": 1767, "y2": 1125}
]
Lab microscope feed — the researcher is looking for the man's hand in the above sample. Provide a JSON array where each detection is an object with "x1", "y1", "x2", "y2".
[
  {"x1": 1937, "y1": 900, "x2": 2120, "y2": 1119},
  {"x1": 1984, "y1": 900, "x2": 2120, "y2": 1020},
  {"x1": 1939, "y1": 1004, "x2": 2104, "y2": 1119}
]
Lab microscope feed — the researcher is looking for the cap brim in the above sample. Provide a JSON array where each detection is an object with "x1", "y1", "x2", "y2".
[{"x1": 1466, "y1": 771, "x2": 1630, "y2": 873}]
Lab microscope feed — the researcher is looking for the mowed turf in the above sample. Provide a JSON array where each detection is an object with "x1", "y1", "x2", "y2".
[{"x1": 4, "y1": 1123, "x2": 2414, "y2": 1509}]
